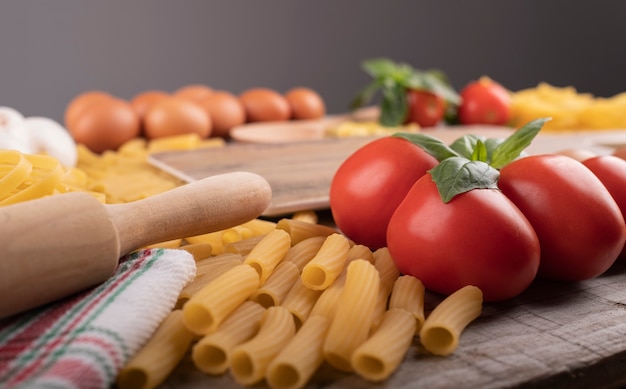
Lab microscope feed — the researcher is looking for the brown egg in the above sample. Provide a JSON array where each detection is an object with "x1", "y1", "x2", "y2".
[
  {"x1": 131, "y1": 90, "x2": 169, "y2": 119},
  {"x1": 144, "y1": 96, "x2": 212, "y2": 139},
  {"x1": 69, "y1": 98, "x2": 140, "y2": 153},
  {"x1": 173, "y1": 84, "x2": 214, "y2": 103},
  {"x1": 196, "y1": 91, "x2": 246, "y2": 138},
  {"x1": 285, "y1": 87, "x2": 326, "y2": 120},
  {"x1": 64, "y1": 90, "x2": 113, "y2": 130},
  {"x1": 239, "y1": 88, "x2": 291, "y2": 122}
]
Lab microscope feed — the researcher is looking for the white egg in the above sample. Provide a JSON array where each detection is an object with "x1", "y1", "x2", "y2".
[
  {"x1": 0, "y1": 131, "x2": 34, "y2": 153},
  {"x1": 0, "y1": 106, "x2": 25, "y2": 131},
  {"x1": 20, "y1": 117, "x2": 78, "y2": 167}
]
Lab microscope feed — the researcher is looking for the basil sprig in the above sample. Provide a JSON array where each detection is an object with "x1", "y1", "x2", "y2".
[
  {"x1": 351, "y1": 58, "x2": 460, "y2": 127},
  {"x1": 393, "y1": 118, "x2": 550, "y2": 203}
]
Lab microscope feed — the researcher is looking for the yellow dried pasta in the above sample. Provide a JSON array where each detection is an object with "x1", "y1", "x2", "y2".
[
  {"x1": 419, "y1": 285, "x2": 483, "y2": 356},
  {"x1": 251, "y1": 261, "x2": 300, "y2": 308},
  {"x1": 230, "y1": 306, "x2": 296, "y2": 386},
  {"x1": 352, "y1": 308, "x2": 417, "y2": 382},
  {"x1": 243, "y1": 229, "x2": 291, "y2": 284},
  {"x1": 282, "y1": 236, "x2": 326, "y2": 272},
  {"x1": 323, "y1": 259, "x2": 380, "y2": 372},
  {"x1": 280, "y1": 277, "x2": 323, "y2": 329},
  {"x1": 389, "y1": 275, "x2": 426, "y2": 333},
  {"x1": 191, "y1": 301, "x2": 265, "y2": 375},
  {"x1": 117, "y1": 310, "x2": 194, "y2": 389},
  {"x1": 301, "y1": 233, "x2": 350, "y2": 290},
  {"x1": 182, "y1": 264, "x2": 259, "y2": 335},
  {"x1": 276, "y1": 218, "x2": 337, "y2": 245},
  {"x1": 266, "y1": 315, "x2": 331, "y2": 389}
]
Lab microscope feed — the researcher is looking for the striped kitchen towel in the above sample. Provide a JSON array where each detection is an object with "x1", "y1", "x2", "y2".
[{"x1": 0, "y1": 248, "x2": 196, "y2": 389}]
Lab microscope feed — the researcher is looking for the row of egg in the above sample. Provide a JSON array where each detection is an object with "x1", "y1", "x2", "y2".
[{"x1": 65, "y1": 85, "x2": 326, "y2": 153}]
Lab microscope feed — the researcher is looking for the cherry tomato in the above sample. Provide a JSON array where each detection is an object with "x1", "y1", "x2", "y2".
[
  {"x1": 498, "y1": 154, "x2": 626, "y2": 281},
  {"x1": 582, "y1": 155, "x2": 626, "y2": 260},
  {"x1": 457, "y1": 77, "x2": 511, "y2": 125},
  {"x1": 386, "y1": 174, "x2": 540, "y2": 302},
  {"x1": 404, "y1": 89, "x2": 445, "y2": 127},
  {"x1": 330, "y1": 136, "x2": 438, "y2": 250}
]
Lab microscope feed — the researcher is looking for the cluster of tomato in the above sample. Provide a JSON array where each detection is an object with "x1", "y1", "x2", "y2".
[
  {"x1": 330, "y1": 119, "x2": 626, "y2": 302},
  {"x1": 351, "y1": 58, "x2": 511, "y2": 128}
]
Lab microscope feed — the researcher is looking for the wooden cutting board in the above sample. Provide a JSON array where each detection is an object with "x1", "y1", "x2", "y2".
[{"x1": 148, "y1": 126, "x2": 626, "y2": 216}]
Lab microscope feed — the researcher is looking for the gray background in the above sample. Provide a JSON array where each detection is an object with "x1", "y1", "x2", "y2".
[{"x1": 1, "y1": 0, "x2": 625, "y2": 125}]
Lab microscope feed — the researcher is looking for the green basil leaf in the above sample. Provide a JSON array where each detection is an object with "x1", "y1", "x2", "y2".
[
  {"x1": 362, "y1": 58, "x2": 399, "y2": 78},
  {"x1": 489, "y1": 118, "x2": 550, "y2": 169},
  {"x1": 450, "y1": 134, "x2": 486, "y2": 158},
  {"x1": 379, "y1": 84, "x2": 407, "y2": 126},
  {"x1": 392, "y1": 132, "x2": 460, "y2": 161},
  {"x1": 471, "y1": 140, "x2": 488, "y2": 162},
  {"x1": 429, "y1": 157, "x2": 500, "y2": 203}
]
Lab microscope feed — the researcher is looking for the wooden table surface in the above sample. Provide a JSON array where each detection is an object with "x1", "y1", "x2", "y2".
[{"x1": 160, "y1": 258, "x2": 626, "y2": 389}]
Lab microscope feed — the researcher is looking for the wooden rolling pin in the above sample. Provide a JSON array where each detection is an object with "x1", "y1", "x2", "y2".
[{"x1": 0, "y1": 171, "x2": 272, "y2": 319}]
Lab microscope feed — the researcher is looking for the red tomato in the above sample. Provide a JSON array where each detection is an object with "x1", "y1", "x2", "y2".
[
  {"x1": 330, "y1": 136, "x2": 438, "y2": 250},
  {"x1": 386, "y1": 175, "x2": 540, "y2": 302},
  {"x1": 404, "y1": 89, "x2": 445, "y2": 127},
  {"x1": 499, "y1": 154, "x2": 626, "y2": 281},
  {"x1": 582, "y1": 155, "x2": 626, "y2": 260},
  {"x1": 457, "y1": 77, "x2": 511, "y2": 125}
]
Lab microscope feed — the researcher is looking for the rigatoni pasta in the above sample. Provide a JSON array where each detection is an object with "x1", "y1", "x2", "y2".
[
  {"x1": 419, "y1": 285, "x2": 483, "y2": 356},
  {"x1": 182, "y1": 264, "x2": 260, "y2": 335},
  {"x1": 301, "y1": 233, "x2": 350, "y2": 290},
  {"x1": 323, "y1": 259, "x2": 380, "y2": 372},
  {"x1": 251, "y1": 261, "x2": 300, "y2": 308},
  {"x1": 191, "y1": 301, "x2": 265, "y2": 375},
  {"x1": 230, "y1": 306, "x2": 296, "y2": 386},
  {"x1": 389, "y1": 275, "x2": 426, "y2": 332},
  {"x1": 282, "y1": 236, "x2": 326, "y2": 272},
  {"x1": 243, "y1": 229, "x2": 291, "y2": 284},
  {"x1": 266, "y1": 315, "x2": 331, "y2": 389},
  {"x1": 351, "y1": 308, "x2": 416, "y2": 382},
  {"x1": 280, "y1": 277, "x2": 323, "y2": 329},
  {"x1": 276, "y1": 218, "x2": 337, "y2": 245},
  {"x1": 117, "y1": 310, "x2": 194, "y2": 389}
]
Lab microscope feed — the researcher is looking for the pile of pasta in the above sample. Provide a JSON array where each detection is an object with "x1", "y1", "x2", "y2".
[
  {"x1": 510, "y1": 83, "x2": 626, "y2": 131},
  {"x1": 117, "y1": 217, "x2": 483, "y2": 389},
  {"x1": 0, "y1": 133, "x2": 483, "y2": 389}
]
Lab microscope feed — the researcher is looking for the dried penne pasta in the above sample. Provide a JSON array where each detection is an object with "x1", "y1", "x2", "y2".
[
  {"x1": 183, "y1": 264, "x2": 260, "y2": 335},
  {"x1": 180, "y1": 242, "x2": 213, "y2": 261},
  {"x1": 281, "y1": 277, "x2": 323, "y2": 329},
  {"x1": 221, "y1": 225, "x2": 254, "y2": 245},
  {"x1": 244, "y1": 229, "x2": 291, "y2": 284},
  {"x1": 290, "y1": 210, "x2": 318, "y2": 224},
  {"x1": 351, "y1": 308, "x2": 417, "y2": 382},
  {"x1": 177, "y1": 255, "x2": 243, "y2": 307},
  {"x1": 266, "y1": 315, "x2": 331, "y2": 389},
  {"x1": 419, "y1": 285, "x2": 483, "y2": 356},
  {"x1": 240, "y1": 218, "x2": 277, "y2": 235},
  {"x1": 117, "y1": 310, "x2": 194, "y2": 389},
  {"x1": 276, "y1": 218, "x2": 338, "y2": 245},
  {"x1": 389, "y1": 275, "x2": 426, "y2": 333},
  {"x1": 195, "y1": 253, "x2": 244, "y2": 277},
  {"x1": 372, "y1": 247, "x2": 400, "y2": 296},
  {"x1": 301, "y1": 233, "x2": 350, "y2": 290},
  {"x1": 224, "y1": 234, "x2": 266, "y2": 256},
  {"x1": 347, "y1": 244, "x2": 374, "y2": 264},
  {"x1": 251, "y1": 261, "x2": 300, "y2": 308},
  {"x1": 370, "y1": 288, "x2": 391, "y2": 332},
  {"x1": 282, "y1": 236, "x2": 326, "y2": 272},
  {"x1": 323, "y1": 259, "x2": 380, "y2": 372},
  {"x1": 230, "y1": 306, "x2": 296, "y2": 386},
  {"x1": 192, "y1": 301, "x2": 266, "y2": 375},
  {"x1": 308, "y1": 276, "x2": 345, "y2": 319},
  {"x1": 185, "y1": 231, "x2": 226, "y2": 255}
]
